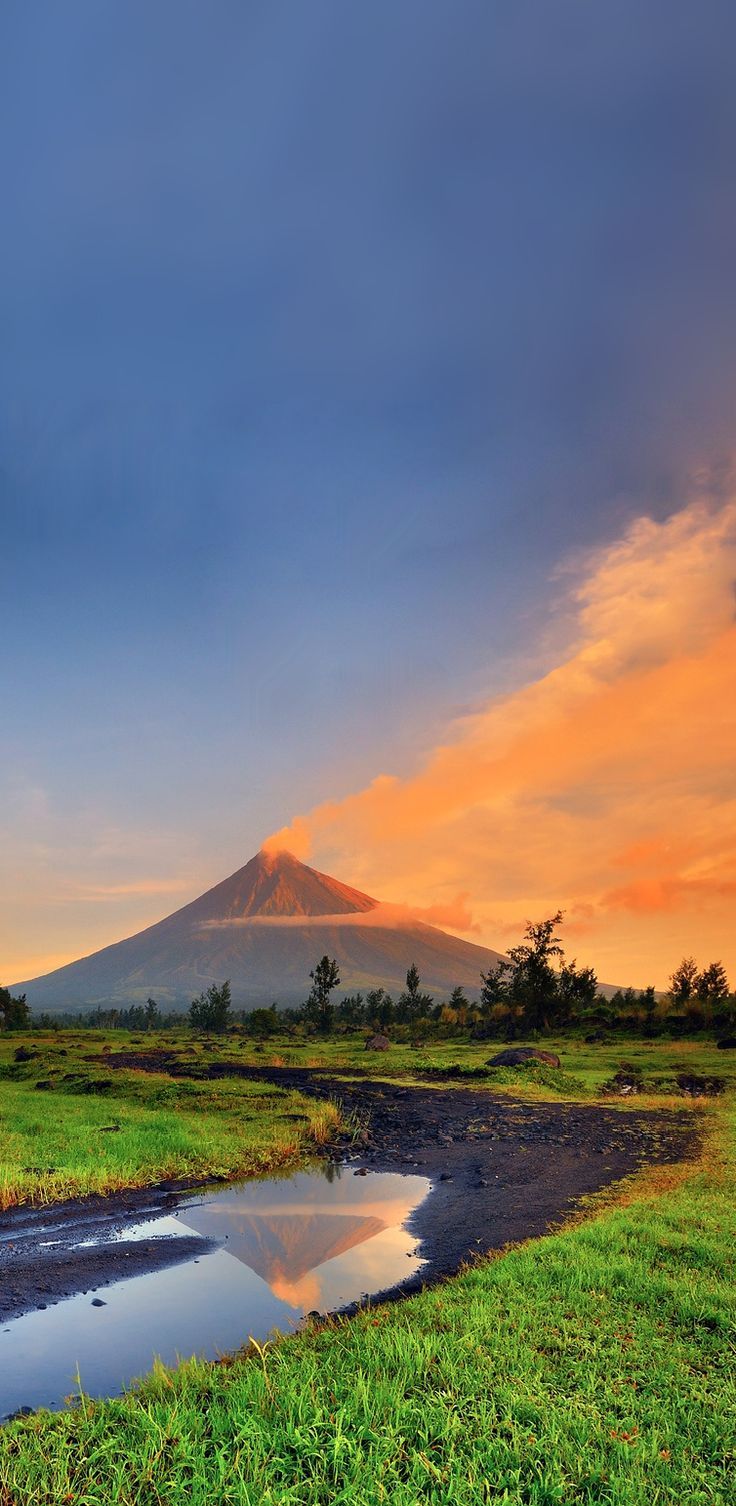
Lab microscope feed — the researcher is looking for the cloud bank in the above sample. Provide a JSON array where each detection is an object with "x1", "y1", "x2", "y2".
[
  {"x1": 197, "y1": 897, "x2": 477, "y2": 932},
  {"x1": 265, "y1": 491, "x2": 736, "y2": 985}
]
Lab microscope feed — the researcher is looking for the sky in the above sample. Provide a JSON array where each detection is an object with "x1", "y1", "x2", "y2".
[{"x1": 2, "y1": 1, "x2": 735, "y2": 988}]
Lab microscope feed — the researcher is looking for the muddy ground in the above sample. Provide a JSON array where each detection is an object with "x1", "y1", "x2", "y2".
[{"x1": 0, "y1": 1054, "x2": 697, "y2": 1324}]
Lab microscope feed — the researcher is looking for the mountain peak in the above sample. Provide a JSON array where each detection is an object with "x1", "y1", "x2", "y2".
[
  {"x1": 254, "y1": 846, "x2": 303, "y2": 872},
  {"x1": 185, "y1": 848, "x2": 379, "y2": 922},
  {"x1": 13, "y1": 846, "x2": 506, "y2": 1010}
]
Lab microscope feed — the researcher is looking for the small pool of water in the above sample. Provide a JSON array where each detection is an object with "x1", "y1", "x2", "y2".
[{"x1": 0, "y1": 1165, "x2": 430, "y2": 1418}]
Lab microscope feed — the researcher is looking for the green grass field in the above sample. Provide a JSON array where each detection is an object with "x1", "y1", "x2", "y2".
[
  {"x1": 0, "y1": 1031, "x2": 734, "y2": 1504},
  {"x1": 0, "y1": 1033, "x2": 340, "y2": 1208}
]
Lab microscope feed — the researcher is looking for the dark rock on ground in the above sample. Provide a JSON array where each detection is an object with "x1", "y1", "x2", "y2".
[
  {"x1": 365, "y1": 1034, "x2": 391, "y2": 1051},
  {"x1": 14, "y1": 1047, "x2": 35, "y2": 1063},
  {"x1": 33, "y1": 1080, "x2": 53, "y2": 1091},
  {"x1": 601, "y1": 1070, "x2": 643, "y2": 1095},
  {"x1": 676, "y1": 1072, "x2": 725, "y2": 1096},
  {"x1": 486, "y1": 1047, "x2": 561, "y2": 1068},
  {"x1": 716, "y1": 1036, "x2": 736, "y2": 1050}
]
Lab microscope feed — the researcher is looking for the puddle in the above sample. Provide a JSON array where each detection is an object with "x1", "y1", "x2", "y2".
[{"x1": 0, "y1": 1165, "x2": 430, "y2": 1418}]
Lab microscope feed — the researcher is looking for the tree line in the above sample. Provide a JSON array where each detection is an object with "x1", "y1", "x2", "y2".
[{"x1": 2, "y1": 913, "x2": 732, "y2": 1037}]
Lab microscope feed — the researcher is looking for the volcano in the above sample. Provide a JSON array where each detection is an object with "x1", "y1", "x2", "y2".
[{"x1": 12, "y1": 849, "x2": 506, "y2": 1012}]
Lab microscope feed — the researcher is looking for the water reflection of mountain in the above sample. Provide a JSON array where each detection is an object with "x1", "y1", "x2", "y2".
[
  {"x1": 182, "y1": 1209, "x2": 387, "y2": 1286},
  {"x1": 175, "y1": 1170, "x2": 427, "y2": 1307}
]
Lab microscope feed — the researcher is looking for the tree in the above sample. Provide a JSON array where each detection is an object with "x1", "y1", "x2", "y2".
[
  {"x1": 0, "y1": 987, "x2": 30, "y2": 1031},
  {"x1": 695, "y1": 961, "x2": 729, "y2": 1003},
  {"x1": 189, "y1": 980, "x2": 232, "y2": 1032},
  {"x1": 365, "y1": 987, "x2": 395, "y2": 1031},
  {"x1": 505, "y1": 911, "x2": 565, "y2": 1031},
  {"x1": 335, "y1": 993, "x2": 365, "y2": 1030},
  {"x1": 397, "y1": 963, "x2": 433, "y2": 1022},
  {"x1": 145, "y1": 997, "x2": 160, "y2": 1031},
  {"x1": 247, "y1": 1005, "x2": 279, "y2": 1037},
  {"x1": 479, "y1": 961, "x2": 509, "y2": 1014},
  {"x1": 304, "y1": 956, "x2": 341, "y2": 1033},
  {"x1": 448, "y1": 985, "x2": 471, "y2": 1026},
  {"x1": 669, "y1": 956, "x2": 698, "y2": 1006},
  {"x1": 557, "y1": 959, "x2": 598, "y2": 1019}
]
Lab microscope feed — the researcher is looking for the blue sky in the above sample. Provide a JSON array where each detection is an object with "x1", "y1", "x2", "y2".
[{"x1": 2, "y1": 2, "x2": 735, "y2": 980}]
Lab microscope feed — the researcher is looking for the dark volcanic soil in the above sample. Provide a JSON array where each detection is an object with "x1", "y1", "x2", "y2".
[
  {"x1": 0, "y1": 1183, "x2": 219, "y2": 1323},
  {"x1": 1, "y1": 1055, "x2": 696, "y2": 1321}
]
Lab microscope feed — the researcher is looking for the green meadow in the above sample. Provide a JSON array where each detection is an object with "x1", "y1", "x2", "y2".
[
  {"x1": 0, "y1": 1033, "x2": 341, "y2": 1209},
  {"x1": 0, "y1": 1031, "x2": 734, "y2": 1504}
]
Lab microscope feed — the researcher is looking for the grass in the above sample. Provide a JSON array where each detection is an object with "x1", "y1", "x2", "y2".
[
  {"x1": 0, "y1": 1032, "x2": 340, "y2": 1208},
  {"x1": 0, "y1": 1032, "x2": 734, "y2": 1503},
  {"x1": 191, "y1": 1030, "x2": 736, "y2": 1099}
]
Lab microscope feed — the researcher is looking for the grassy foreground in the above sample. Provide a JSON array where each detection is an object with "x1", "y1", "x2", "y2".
[
  {"x1": 0, "y1": 1104, "x2": 733, "y2": 1504},
  {"x1": 0, "y1": 1033, "x2": 734, "y2": 1503}
]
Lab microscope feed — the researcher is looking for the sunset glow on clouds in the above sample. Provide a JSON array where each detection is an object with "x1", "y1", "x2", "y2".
[{"x1": 265, "y1": 494, "x2": 736, "y2": 986}]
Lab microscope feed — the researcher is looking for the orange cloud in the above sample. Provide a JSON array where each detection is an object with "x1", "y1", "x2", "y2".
[
  {"x1": 261, "y1": 820, "x2": 312, "y2": 860},
  {"x1": 264, "y1": 492, "x2": 736, "y2": 986}
]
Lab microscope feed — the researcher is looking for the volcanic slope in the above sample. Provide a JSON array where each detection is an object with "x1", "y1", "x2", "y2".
[{"x1": 12, "y1": 850, "x2": 506, "y2": 1011}]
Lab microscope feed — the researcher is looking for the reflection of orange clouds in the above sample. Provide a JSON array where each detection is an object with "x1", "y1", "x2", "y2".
[
  {"x1": 264, "y1": 496, "x2": 736, "y2": 985},
  {"x1": 270, "y1": 1271, "x2": 322, "y2": 1310}
]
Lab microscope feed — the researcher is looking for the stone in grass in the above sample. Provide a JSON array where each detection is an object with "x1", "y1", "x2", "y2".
[
  {"x1": 676, "y1": 1072, "x2": 725, "y2": 1097},
  {"x1": 365, "y1": 1034, "x2": 391, "y2": 1051},
  {"x1": 717, "y1": 1036, "x2": 736, "y2": 1050},
  {"x1": 485, "y1": 1047, "x2": 561, "y2": 1068}
]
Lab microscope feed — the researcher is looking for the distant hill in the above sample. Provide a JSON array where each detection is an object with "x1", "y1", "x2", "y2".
[{"x1": 12, "y1": 849, "x2": 506, "y2": 1013}]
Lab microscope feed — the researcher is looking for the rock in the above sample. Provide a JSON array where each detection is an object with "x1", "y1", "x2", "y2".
[
  {"x1": 485, "y1": 1048, "x2": 561, "y2": 1068},
  {"x1": 676, "y1": 1072, "x2": 725, "y2": 1097},
  {"x1": 601, "y1": 1069, "x2": 642, "y2": 1095},
  {"x1": 439, "y1": 1172, "x2": 453, "y2": 1181},
  {"x1": 365, "y1": 1034, "x2": 391, "y2": 1051},
  {"x1": 599, "y1": 1072, "x2": 641, "y2": 1096},
  {"x1": 91, "y1": 1298, "x2": 107, "y2": 1307},
  {"x1": 34, "y1": 1080, "x2": 54, "y2": 1091},
  {"x1": 14, "y1": 1047, "x2": 35, "y2": 1063},
  {"x1": 716, "y1": 1036, "x2": 736, "y2": 1050}
]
